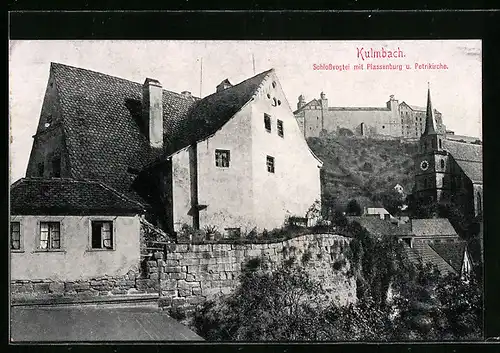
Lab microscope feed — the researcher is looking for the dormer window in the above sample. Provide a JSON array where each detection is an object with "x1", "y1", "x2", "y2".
[{"x1": 44, "y1": 116, "x2": 53, "y2": 128}]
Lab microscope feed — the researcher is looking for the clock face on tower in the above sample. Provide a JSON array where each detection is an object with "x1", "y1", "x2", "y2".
[{"x1": 420, "y1": 160, "x2": 429, "y2": 171}]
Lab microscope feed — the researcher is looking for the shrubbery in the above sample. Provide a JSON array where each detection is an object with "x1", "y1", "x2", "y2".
[{"x1": 190, "y1": 223, "x2": 483, "y2": 341}]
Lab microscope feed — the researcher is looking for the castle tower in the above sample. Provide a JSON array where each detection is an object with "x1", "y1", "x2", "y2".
[
  {"x1": 297, "y1": 94, "x2": 306, "y2": 110},
  {"x1": 413, "y1": 84, "x2": 449, "y2": 206}
]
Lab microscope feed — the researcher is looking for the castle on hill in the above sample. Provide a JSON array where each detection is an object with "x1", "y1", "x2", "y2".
[{"x1": 293, "y1": 92, "x2": 447, "y2": 140}]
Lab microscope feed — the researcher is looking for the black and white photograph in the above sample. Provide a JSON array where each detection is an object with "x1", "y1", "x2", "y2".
[{"x1": 9, "y1": 39, "x2": 483, "y2": 342}]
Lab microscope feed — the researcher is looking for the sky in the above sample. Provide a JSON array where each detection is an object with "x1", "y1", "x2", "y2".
[{"x1": 9, "y1": 40, "x2": 482, "y2": 183}]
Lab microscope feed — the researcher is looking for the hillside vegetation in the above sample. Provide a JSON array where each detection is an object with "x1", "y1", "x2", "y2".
[{"x1": 307, "y1": 136, "x2": 418, "y2": 210}]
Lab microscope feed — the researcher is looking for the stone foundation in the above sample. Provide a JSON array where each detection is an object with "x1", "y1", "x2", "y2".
[{"x1": 11, "y1": 234, "x2": 356, "y2": 311}]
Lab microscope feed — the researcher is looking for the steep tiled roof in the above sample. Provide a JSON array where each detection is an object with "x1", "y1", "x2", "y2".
[
  {"x1": 50, "y1": 63, "x2": 198, "y2": 203},
  {"x1": 443, "y1": 139, "x2": 482, "y2": 183},
  {"x1": 411, "y1": 218, "x2": 458, "y2": 237},
  {"x1": 10, "y1": 178, "x2": 147, "y2": 216},
  {"x1": 157, "y1": 69, "x2": 274, "y2": 160},
  {"x1": 428, "y1": 241, "x2": 466, "y2": 272},
  {"x1": 404, "y1": 241, "x2": 457, "y2": 274}
]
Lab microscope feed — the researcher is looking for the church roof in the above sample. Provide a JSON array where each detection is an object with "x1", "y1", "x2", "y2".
[
  {"x1": 10, "y1": 178, "x2": 147, "y2": 216},
  {"x1": 442, "y1": 139, "x2": 483, "y2": 183},
  {"x1": 423, "y1": 87, "x2": 438, "y2": 135},
  {"x1": 410, "y1": 218, "x2": 458, "y2": 237}
]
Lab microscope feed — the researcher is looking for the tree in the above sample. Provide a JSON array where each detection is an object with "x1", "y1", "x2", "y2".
[
  {"x1": 346, "y1": 199, "x2": 362, "y2": 216},
  {"x1": 373, "y1": 189, "x2": 405, "y2": 216}
]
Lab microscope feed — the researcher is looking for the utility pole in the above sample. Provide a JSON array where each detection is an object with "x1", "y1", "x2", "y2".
[
  {"x1": 199, "y1": 58, "x2": 203, "y2": 98},
  {"x1": 252, "y1": 54, "x2": 256, "y2": 75}
]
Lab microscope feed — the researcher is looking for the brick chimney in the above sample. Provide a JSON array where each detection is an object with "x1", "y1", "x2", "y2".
[
  {"x1": 142, "y1": 78, "x2": 163, "y2": 149},
  {"x1": 181, "y1": 91, "x2": 192, "y2": 97}
]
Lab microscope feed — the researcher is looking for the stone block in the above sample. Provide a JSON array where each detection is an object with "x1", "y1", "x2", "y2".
[
  {"x1": 149, "y1": 273, "x2": 159, "y2": 280},
  {"x1": 212, "y1": 244, "x2": 223, "y2": 252},
  {"x1": 220, "y1": 287, "x2": 233, "y2": 295},
  {"x1": 192, "y1": 244, "x2": 212, "y2": 252},
  {"x1": 182, "y1": 258, "x2": 200, "y2": 266},
  {"x1": 192, "y1": 287, "x2": 202, "y2": 296},
  {"x1": 198, "y1": 257, "x2": 217, "y2": 265},
  {"x1": 161, "y1": 289, "x2": 177, "y2": 297},
  {"x1": 187, "y1": 265, "x2": 201, "y2": 274},
  {"x1": 32, "y1": 283, "x2": 49, "y2": 293},
  {"x1": 111, "y1": 288, "x2": 127, "y2": 295},
  {"x1": 216, "y1": 256, "x2": 229, "y2": 264},
  {"x1": 164, "y1": 259, "x2": 180, "y2": 266},
  {"x1": 166, "y1": 253, "x2": 184, "y2": 260},
  {"x1": 186, "y1": 273, "x2": 196, "y2": 282},
  {"x1": 177, "y1": 280, "x2": 201, "y2": 290},
  {"x1": 202, "y1": 287, "x2": 221, "y2": 297},
  {"x1": 49, "y1": 282, "x2": 64, "y2": 294},
  {"x1": 167, "y1": 272, "x2": 186, "y2": 280},
  {"x1": 186, "y1": 295, "x2": 205, "y2": 305},
  {"x1": 161, "y1": 280, "x2": 177, "y2": 290},
  {"x1": 158, "y1": 297, "x2": 172, "y2": 308},
  {"x1": 176, "y1": 244, "x2": 189, "y2": 252},
  {"x1": 164, "y1": 266, "x2": 184, "y2": 273},
  {"x1": 172, "y1": 297, "x2": 186, "y2": 307},
  {"x1": 178, "y1": 288, "x2": 191, "y2": 297}
]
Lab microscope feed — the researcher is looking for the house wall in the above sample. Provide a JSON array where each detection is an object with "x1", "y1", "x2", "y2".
[
  {"x1": 25, "y1": 73, "x2": 69, "y2": 178},
  {"x1": 195, "y1": 106, "x2": 255, "y2": 233},
  {"x1": 10, "y1": 215, "x2": 141, "y2": 281},
  {"x1": 251, "y1": 73, "x2": 322, "y2": 231},
  {"x1": 171, "y1": 105, "x2": 255, "y2": 234}
]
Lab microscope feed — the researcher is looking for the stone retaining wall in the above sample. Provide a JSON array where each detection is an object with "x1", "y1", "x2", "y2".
[
  {"x1": 10, "y1": 266, "x2": 148, "y2": 299},
  {"x1": 152, "y1": 233, "x2": 356, "y2": 311},
  {"x1": 11, "y1": 234, "x2": 356, "y2": 310}
]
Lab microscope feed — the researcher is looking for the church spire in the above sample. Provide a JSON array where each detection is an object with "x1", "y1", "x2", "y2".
[{"x1": 423, "y1": 83, "x2": 438, "y2": 135}]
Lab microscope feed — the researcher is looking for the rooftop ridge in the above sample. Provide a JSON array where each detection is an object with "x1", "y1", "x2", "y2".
[{"x1": 51, "y1": 62, "x2": 199, "y2": 101}]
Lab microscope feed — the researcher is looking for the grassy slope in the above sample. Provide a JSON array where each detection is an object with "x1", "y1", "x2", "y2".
[{"x1": 307, "y1": 136, "x2": 418, "y2": 209}]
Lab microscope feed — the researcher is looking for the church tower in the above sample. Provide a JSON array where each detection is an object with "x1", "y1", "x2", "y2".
[{"x1": 413, "y1": 84, "x2": 450, "y2": 205}]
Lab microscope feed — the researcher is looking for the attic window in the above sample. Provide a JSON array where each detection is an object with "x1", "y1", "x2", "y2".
[
  {"x1": 277, "y1": 100, "x2": 281, "y2": 106},
  {"x1": 45, "y1": 116, "x2": 53, "y2": 128},
  {"x1": 264, "y1": 114, "x2": 272, "y2": 132},
  {"x1": 272, "y1": 81, "x2": 277, "y2": 88},
  {"x1": 267, "y1": 93, "x2": 271, "y2": 99}
]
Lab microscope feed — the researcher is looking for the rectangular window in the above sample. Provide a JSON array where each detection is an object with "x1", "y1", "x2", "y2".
[
  {"x1": 11, "y1": 222, "x2": 21, "y2": 250},
  {"x1": 277, "y1": 120, "x2": 284, "y2": 137},
  {"x1": 52, "y1": 157, "x2": 61, "y2": 177},
  {"x1": 264, "y1": 114, "x2": 272, "y2": 132},
  {"x1": 40, "y1": 222, "x2": 61, "y2": 250},
  {"x1": 266, "y1": 155, "x2": 275, "y2": 173},
  {"x1": 215, "y1": 149, "x2": 230, "y2": 168},
  {"x1": 91, "y1": 221, "x2": 114, "y2": 249}
]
